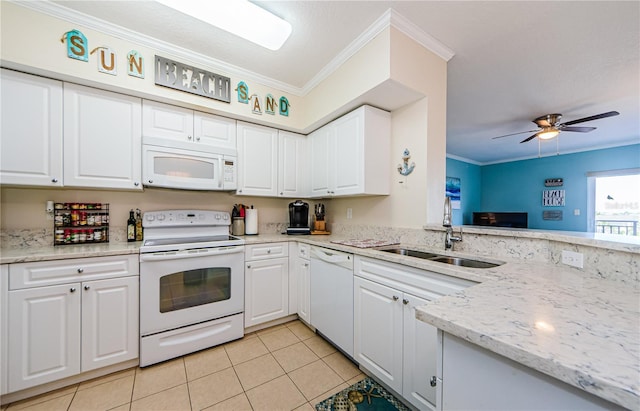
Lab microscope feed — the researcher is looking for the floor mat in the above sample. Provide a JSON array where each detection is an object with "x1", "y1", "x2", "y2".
[{"x1": 315, "y1": 377, "x2": 410, "y2": 411}]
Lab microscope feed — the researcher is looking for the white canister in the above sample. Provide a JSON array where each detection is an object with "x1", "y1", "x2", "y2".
[{"x1": 245, "y1": 208, "x2": 258, "y2": 235}]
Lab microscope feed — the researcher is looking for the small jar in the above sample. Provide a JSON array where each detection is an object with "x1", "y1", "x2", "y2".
[
  {"x1": 54, "y1": 215, "x2": 64, "y2": 226},
  {"x1": 71, "y1": 210, "x2": 79, "y2": 226},
  {"x1": 55, "y1": 229, "x2": 64, "y2": 243},
  {"x1": 87, "y1": 214, "x2": 95, "y2": 226},
  {"x1": 94, "y1": 229, "x2": 102, "y2": 241},
  {"x1": 55, "y1": 203, "x2": 64, "y2": 210},
  {"x1": 80, "y1": 212, "x2": 87, "y2": 226},
  {"x1": 71, "y1": 230, "x2": 79, "y2": 243},
  {"x1": 64, "y1": 229, "x2": 71, "y2": 243},
  {"x1": 63, "y1": 212, "x2": 71, "y2": 226},
  {"x1": 87, "y1": 229, "x2": 94, "y2": 241}
]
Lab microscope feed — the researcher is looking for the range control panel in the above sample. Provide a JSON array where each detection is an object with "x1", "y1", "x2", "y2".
[{"x1": 142, "y1": 210, "x2": 230, "y2": 228}]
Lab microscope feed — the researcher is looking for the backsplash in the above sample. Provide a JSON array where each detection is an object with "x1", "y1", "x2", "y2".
[{"x1": 2, "y1": 223, "x2": 638, "y2": 285}]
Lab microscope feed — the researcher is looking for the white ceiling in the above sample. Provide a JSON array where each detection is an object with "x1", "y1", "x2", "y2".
[{"x1": 47, "y1": 1, "x2": 640, "y2": 164}]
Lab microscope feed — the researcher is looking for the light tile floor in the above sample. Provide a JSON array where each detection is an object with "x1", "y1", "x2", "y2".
[{"x1": 2, "y1": 320, "x2": 364, "y2": 411}]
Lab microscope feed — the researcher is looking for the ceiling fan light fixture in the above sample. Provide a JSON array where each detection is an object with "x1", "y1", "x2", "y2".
[
  {"x1": 155, "y1": 0, "x2": 292, "y2": 51},
  {"x1": 538, "y1": 128, "x2": 560, "y2": 140}
]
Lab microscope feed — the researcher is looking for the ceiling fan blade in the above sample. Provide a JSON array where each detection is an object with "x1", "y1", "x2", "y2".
[
  {"x1": 520, "y1": 133, "x2": 539, "y2": 143},
  {"x1": 560, "y1": 111, "x2": 619, "y2": 126},
  {"x1": 492, "y1": 129, "x2": 539, "y2": 139},
  {"x1": 560, "y1": 126, "x2": 596, "y2": 133}
]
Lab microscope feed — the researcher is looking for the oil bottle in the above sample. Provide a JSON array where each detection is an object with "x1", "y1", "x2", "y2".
[
  {"x1": 135, "y1": 209, "x2": 143, "y2": 241},
  {"x1": 127, "y1": 209, "x2": 136, "y2": 242}
]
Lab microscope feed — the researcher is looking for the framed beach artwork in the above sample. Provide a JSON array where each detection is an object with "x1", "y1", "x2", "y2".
[{"x1": 446, "y1": 177, "x2": 461, "y2": 209}]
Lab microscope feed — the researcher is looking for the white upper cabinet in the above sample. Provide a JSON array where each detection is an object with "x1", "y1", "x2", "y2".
[
  {"x1": 0, "y1": 69, "x2": 63, "y2": 187},
  {"x1": 64, "y1": 84, "x2": 142, "y2": 190},
  {"x1": 236, "y1": 122, "x2": 279, "y2": 196},
  {"x1": 143, "y1": 100, "x2": 236, "y2": 153},
  {"x1": 278, "y1": 131, "x2": 309, "y2": 198},
  {"x1": 310, "y1": 105, "x2": 390, "y2": 198}
]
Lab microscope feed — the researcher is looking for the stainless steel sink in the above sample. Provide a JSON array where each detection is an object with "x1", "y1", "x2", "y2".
[
  {"x1": 429, "y1": 256, "x2": 500, "y2": 269},
  {"x1": 381, "y1": 248, "x2": 440, "y2": 259},
  {"x1": 380, "y1": 248, "x2": 502, "y2": 269}
]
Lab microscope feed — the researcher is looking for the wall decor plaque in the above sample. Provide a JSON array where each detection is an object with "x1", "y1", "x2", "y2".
[
  {"x1": 543, "y1": 210, "x2": 563, "y2": 221},
  {"x1": 545, "y1": 178, "x2": 563, "y2": 187},
  {"x1": 155, "y1": 55, "x2": 230, "y2": 103},
  {"x1": 543, "y1": 189, "x2": 565, "y2": 206}
]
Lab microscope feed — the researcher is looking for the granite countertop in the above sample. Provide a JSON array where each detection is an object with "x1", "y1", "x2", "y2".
[{"x1": 1, "y1": 234, "x2": 638, "y2": 408}]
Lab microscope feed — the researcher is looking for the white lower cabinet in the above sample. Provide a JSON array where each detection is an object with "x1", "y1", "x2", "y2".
[
  {"x1": 244, "y1": 243, "x2": 289, "y2": 327},
  {"x1": 293, "y1": 243, "x2": 311, "y2": 324},
  {"x1": 6, "y1": 256, "x2": 139, "y2": 393},
  {"x1": 354, "y1": 256, "x2": 475, "y2": 410}
]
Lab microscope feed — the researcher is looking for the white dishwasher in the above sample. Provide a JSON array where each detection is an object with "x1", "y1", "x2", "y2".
[{"x1": 310, "y1": 246, "x2": 354, "y2": 358}]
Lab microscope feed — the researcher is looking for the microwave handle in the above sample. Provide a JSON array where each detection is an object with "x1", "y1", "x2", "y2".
[
  {"x1": 218, "y1": 157, "x2": 223, "y2": 189},
  {"x1": 140, "y1": 246, "x2": 243, "y2": 262}
]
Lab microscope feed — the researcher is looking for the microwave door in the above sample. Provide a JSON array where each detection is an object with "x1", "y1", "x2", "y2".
[{"x1": 143, "y1": 146, "x2": 222, "y2": 190}]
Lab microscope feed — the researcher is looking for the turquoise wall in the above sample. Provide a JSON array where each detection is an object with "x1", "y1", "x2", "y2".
[
  {"x1": 446, "y1": 144, "x2": 640, "y2": 231},
  {"x1": 445, "y1": 157, "x2": 481, "y2": 225}
]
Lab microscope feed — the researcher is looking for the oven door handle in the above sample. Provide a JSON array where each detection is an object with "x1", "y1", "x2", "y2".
[{"x1": 140, "y1": 246, "x2": 244, "y2": 261}]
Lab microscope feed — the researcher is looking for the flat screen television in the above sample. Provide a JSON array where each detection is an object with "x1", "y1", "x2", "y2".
[{"x1": 472, "y1": 212, "x2": 528, "y2": 228}]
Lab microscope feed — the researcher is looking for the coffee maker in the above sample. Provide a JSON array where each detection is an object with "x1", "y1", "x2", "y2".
[{"x1": 287, "y1": 200, "x2": 311, "y2": 235}]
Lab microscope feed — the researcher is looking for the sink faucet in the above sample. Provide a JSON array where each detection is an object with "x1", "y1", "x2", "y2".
[{"x1": 443, "y1": 197, "x2": 463, "y2": 250}]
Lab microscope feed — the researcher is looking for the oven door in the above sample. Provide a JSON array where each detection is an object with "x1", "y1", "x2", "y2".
[
  {"x1": 139, "y1": 245, "x2": 244, "y2": 336},
  {"x1": 143, "y1": 145, "x2": 232, "y2": 191}
]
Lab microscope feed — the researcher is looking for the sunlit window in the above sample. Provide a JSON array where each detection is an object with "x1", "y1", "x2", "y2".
[{"x1": 593, "y1": 174, "x2": 640, "y2": 236}]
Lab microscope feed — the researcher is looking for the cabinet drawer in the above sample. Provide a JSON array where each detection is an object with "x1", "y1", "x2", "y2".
[
  {"x1": 245, "y1": 242, "x2": 288, "y2": 261},
  {"x1": 9, "y1": 254, "x2": 139, "y2": 290},
  {"x1": 298, "y1": 243, "x2": 310, "y2": 260}
]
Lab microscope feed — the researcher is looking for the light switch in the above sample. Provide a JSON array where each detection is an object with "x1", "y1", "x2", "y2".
[{"x1": 573, "y1": 209, "x2": 580, "y2": 216}]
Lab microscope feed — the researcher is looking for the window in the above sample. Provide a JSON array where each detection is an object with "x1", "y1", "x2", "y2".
[{"x1": 587, "y1": 168, "x2": 640, "y2": 236}]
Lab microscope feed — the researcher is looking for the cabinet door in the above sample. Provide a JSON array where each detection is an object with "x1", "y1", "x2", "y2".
[
  {"x1": 194, "y1": 111, "x2": 236, "y2": 151},
  {"x1": 278, "y1": 131, "x2": 309, "y2": 197},
  {"x1": 81, "y1": 276, "x2": 139, "y2": 372},
  {"x1": 64, "y1": 84, "x2": 142, "y2": 190},
  {"x1": 0, "y1": 69, "x2": 63, "y2": 187},
  {"x1": 354, "y1": 276, "x2": 403, "y2": 393},
  {"x1": 142, "y1": 100, "x2": 193, "y2": 143},
  {"x1": 8, "y1": 284, "x2": 81, "y2": 392},
  {"x1": 309, "y1": 126, "x2": 334, "y2": 197},
  {"x1": 236, "y1": 122, "x2": 278, "y2": 196},
  {"x1": 245, "y1": 257, "x2": 289, "y2": 327},
  {"x1": 333, "y1": 109, "x2": 364, "y2": 196},
  {"x1": 297, "y1": 256, "x2": 311, "y2": 324},
  {"x1": 403, "y1": 293, "x2": 437, "y2": 410}
]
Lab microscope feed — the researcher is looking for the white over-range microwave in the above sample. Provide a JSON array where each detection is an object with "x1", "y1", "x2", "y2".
[{"x1": 142, "y1": 144, "x2": 237, "y2": 191}]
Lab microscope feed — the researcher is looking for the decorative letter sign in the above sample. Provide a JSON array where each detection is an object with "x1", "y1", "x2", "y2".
[
  {"x1": 543, "y1": 190, "x2": 565, "y2": 206},
  {"x1": 236, "y1": 81, "x2": 249, "y2": 104},
  {"x1": 92, "y1": 47, "x2": 117, "y2": 75},
  {"x1": 64, "y1": 29, "x2": 88, "y2": 62},
  {"x1": 265, "y1": 94, "x2": 276, "y2": 115},
  {"x1": 279, "y1": 96, "x2": 290, "y2": 117},
  {"x1": 155, "y1": 55, "x2": 230, "y2": 103},
  {"x1": 127, "y1": 51, "x2": 144, "y2": 78},
  {"x1": 251, "y1": 94, "x2": 262, "y2": 115}
]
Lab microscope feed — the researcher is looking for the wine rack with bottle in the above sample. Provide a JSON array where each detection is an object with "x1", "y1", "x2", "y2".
[{"x1": 53, "y1": 203, "x2": 109, "y2": 246}]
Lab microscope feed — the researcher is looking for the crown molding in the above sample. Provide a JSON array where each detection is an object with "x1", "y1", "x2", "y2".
[
  {"x1": 388, "y1": 9, "x2": 455, "y2": 62},
  {"x1": 12, "y1": 2, "x2": 454, "y2": 98},
  {"x1": 446, "y1": 153, "x2": 482, "y2": 166},
  {"x1": 10, "y1": 0, "x2": 304, "y2": 95}
]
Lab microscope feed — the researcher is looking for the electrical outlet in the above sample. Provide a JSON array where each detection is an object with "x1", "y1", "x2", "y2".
[
  {"x1": 561, "y1": 250, "x2": 583, "y2": 268},
  {"x1": 346, "y1": 208, "x2": 353, "y2": 219}
]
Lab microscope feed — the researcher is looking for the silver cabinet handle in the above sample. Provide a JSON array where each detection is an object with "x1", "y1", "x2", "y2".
[
  {"x1": 187, "y1": 135, "x2": 192, "y2": 140},
  {"x1": 84, "y1": 285, "x2": 90, "y2": 290},
  {"x1": 403, "y1": 299, "x2": 409, "y2": 305},
  {"x1": 70, "y1": 287, "x2": 76, "y2": 293},
  {"x1": 51, "y1": 178, "x2": 58, "y2": 183},
  {"x1": 430, "y1": 376, "x2": 437, "y2": 387},
  {"x1": 392, "y1": 295, "x2": 399, "y2": 301},
  {"x1": 267, "y1": 249, "x2": 271, "y2": 254},
  {"x1": 77, "y1": 268, "x2": 84, "y2": 273},
  {"x1": 196, "y1": 137, "x2": 200, "y2": 141}
]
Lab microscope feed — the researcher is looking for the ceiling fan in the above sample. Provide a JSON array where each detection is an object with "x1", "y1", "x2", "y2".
[{"x1": 492, "y1": 111, "x2": 620, "y2": 143}]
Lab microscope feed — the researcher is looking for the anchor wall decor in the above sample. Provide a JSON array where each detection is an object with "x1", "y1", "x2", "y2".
[{"x1": 397, "y1": 149, "x2": 415, "y2": 176}]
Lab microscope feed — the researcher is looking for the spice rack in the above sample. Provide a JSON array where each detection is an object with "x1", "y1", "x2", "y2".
[{"x1": 54, "y1": 203, "x2": 109, "y2": 246}]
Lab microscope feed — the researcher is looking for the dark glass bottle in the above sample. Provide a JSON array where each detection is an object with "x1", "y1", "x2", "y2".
[{"x1": 127, "y1": 209, "x2": 136, "y2": 242}]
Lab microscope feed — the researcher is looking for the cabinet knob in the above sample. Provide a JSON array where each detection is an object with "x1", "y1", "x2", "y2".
[
  {"x1": 403, "y1": 299, "x2": 409, "y2": 305},
  {"x1": 280, "y1": 192, "x2": 283, "y2": 195},
  {"x1": 304, "y1": 263, "x2": 309, "y2": 267},
  {"x1": 77, "y1": 268, "x2": 84, "y2": 273},
  {"x1": 188, "y1": 135, "x2": 192, "y2": 140},
  {"x1": 247, "y1": 265, "x2": 251, "y2": 269},
  {"x1": 196, "y1": 137, "x2": 200, "y2": 141},
  {"x1": 267, "y1": 249, "x2": 271, "y2": 254},
  {"x1": 148, "y1": 180, "x2": 153, "y2": 184},
  {"x1": 392, "y1": 295, "x2": 399, "y2": 301},
  {"x1": 430, "y1": 376, "x2": 437, "y2": 387},
  {"x1": 51, "y1": 178, "x2": 58, "y2": 183},
  {"x1": 84, "y1": 285, "x2": 90, "y2": 290},
  {"x1": 70, "y1": 287, "x2": 77, "y2": 293},
  {"x1": 134, "y1": 182, "x2": 139, "y2": 187}
]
